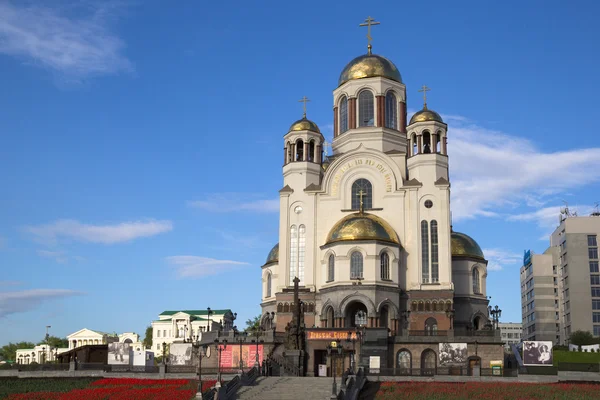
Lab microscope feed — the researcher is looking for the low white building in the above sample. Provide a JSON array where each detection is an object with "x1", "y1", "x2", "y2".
[
  {"x1": 16, "y1": 345, "x2": 68, "y2": 364},
  {"x1": 67, "y1": 328, "x2": 118, "y2": 349},
  {"x1": 151, "y1": 309, "x2": 235, "y2": 353}
]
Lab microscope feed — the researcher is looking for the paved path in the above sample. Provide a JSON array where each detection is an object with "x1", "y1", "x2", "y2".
[{"x1": 235, "y1": 376, "x2": 336, "y2": 400}]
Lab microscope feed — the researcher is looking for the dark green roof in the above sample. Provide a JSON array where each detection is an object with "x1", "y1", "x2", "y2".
[{"x1": 159, "y1": 309, "x2": 231, "y2": 316}]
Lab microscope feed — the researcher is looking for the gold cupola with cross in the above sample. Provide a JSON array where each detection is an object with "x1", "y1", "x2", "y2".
[{"x1": 332, "y1": 17, "x2": 408, "y2": 156}]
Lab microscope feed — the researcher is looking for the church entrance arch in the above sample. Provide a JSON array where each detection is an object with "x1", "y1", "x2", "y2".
[{"x1": 345, "y1": 301, "x2": 368, "y2": 328}]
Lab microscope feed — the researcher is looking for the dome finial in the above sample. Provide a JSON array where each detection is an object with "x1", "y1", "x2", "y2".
[
  {"x1": 298, "y1": 96, "x2": 310, "y2": 119},
  {"x1": 359, "y1": 16, "x2": 380, "y2": 56},
  {"x1": 418, "y1": 84, "x2": 431, "y2": 110}
]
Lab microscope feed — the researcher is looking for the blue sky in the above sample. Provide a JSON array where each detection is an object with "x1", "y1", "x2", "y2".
[{"x1": 1, "y1": 0, "x2": 600, "y2": 344}]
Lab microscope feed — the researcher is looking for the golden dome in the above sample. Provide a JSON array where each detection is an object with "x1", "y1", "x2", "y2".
[
  {"x1": 451, "y1": 231, "x2": 485, "y2": 260},
  {"x1": 409, "y1": 106, "x2": 444, "y2": 124},
  {"x1": 326, "y1": 212, "x2": 400, "y2": 245},
  {"x1": 265, "y1": 243, "x2": 279, "y2": 264},
  {"x1": 338, "y1": 54, "x2": 402, "y2": 87},
  {"x1": 289, "y1": 117, "x2": 320, "y2": 133}
]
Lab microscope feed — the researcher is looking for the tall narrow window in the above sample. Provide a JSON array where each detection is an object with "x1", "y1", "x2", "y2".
[
  {"x1": 296, "y1": 139, "x2": 304, "y2": 161},
  {"x1": 308, "y1": 140, "x2": 315, "y2": 162},
  {"x1": 328, "y1": 254, "x2": 335, "y2": 282},
  {"x1": 266, "y1": 273, "x2": 272, "y2": 297},
  {"x1": 472, "y1": 268, "x2": 480, "y2": 294},
  {"x1": 421, "y1": 220, "x2": 429, "y2": 283},
  {"x1": 351, "y1": 251, "x2": 363, "y2": 279},
  {"x1": 340, "y1": 96, "x2": 348, "y2": 133},
  {"x1": 351, "y1": 179, "x2": 373, "y2": 210},
  {"x1": 289, "y1": 225, "x2": 297, "y2": 286},
  {"x1": 298, "y1": 224, "x2": 306, "y2": 285},
  {"x1": 358, "y1": 91, "x2": 374, "y2": 127},
  {"x1": 385, "y1": 92, "x2": 397, "y2": 129},
  {"x1": 430, "y1": 220, "x2": 439, "y2": 283},
  {"x1": 381, "y1": 253, "x2": 390, "y2": 280}
]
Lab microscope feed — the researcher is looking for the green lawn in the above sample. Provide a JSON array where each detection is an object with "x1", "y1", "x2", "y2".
[
  {"x1": 0, "y1": 377, "x2": 99, "y2": 399},
  {"x1": 553, "y1": 349, "x2": 600, "y2": 365}
]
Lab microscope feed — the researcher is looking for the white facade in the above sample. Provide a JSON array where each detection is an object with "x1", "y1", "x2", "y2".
[
  {"x1": 16, "y1": 345, "x2": 68, "y2": 365},
  {"x1": 499, "y1": 322, "x2": 522, "y2": 349},
  {"x1": 67, "y1": 328, "x2": 118, "y2": 349}
]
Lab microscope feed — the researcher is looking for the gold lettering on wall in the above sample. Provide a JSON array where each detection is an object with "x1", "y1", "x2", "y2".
[{"x1": 331, "y1": 158, "x2": 393, "y2": 196}]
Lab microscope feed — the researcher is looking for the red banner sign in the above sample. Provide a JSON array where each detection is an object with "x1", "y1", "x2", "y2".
[{"x1": 218, "y1": 344, "x2": 263, "y2": 368}]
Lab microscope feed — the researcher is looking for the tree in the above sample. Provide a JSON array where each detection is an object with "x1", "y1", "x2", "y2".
[
  {"x1": 570, "y1": 330, "x2": 595, "y2": 348},
  {"x1": 38, "y1": 336, "x2": 68, "y2": 349},
  {"x1": 0, "y1": 342, "x2": 36, "y2": 362},
  {"x1": 143, "y1": 326, "x2": 153, "y2": 349},
  {"x1": 245, "y1": 315, "x2": 261, "y2": 332}
]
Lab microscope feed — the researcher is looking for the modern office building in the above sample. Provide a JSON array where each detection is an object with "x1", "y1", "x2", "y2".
[
  {"x1": 550, "y1": 214, "x2": 600, "y2": 342},
  {"x1": 498, "y1": 322, "x2": 522, "y2": 349},
  {"x1": 520, "y1": 247, "x2": 561, "y2": 343}
]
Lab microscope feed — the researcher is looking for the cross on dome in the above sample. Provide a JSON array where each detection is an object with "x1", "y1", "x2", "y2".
[
  {"x1": 418, "y1": 85, "x2": 431, "y2": 109},
  {"x1": 298, "y1": 96, "x2": 310, "y2": 118},
  {"x1": 359, "y1": 16, "x2": 380, "y2": 55}
]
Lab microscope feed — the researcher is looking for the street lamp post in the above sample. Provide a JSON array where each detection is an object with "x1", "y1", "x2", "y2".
[
  {"x1": 162, "y1": 342, "x2": 167, "y2": 365},
  {"x1": 250, "y1": 328, "x2": 263, "y2": 368},
  {"x1": 327, "y1": 340, "x2": 343, "y2": 399},
  {"x1": 41, "y1": 346, "x2": 46, "y2": 364},
  {"x1": 488, "y1": 305, "x2": 502, "y2": 330},
  {"x1": 346, "y1": 331, "x2": 357, "y2": 374},
  {"x1": 54, "y1": 348, "x2": 59, "y2": 364},
  {"x1": 234, "y1": 328, "x2": 247, "y2": 371},
  {"x1": 207, "y1": 307, "x2": 213, "y2": 332},
  {"x1": 31, "y1": 352, "x2": 35, "y2": 365},
  {"x1": 214, "y1": 338, "x2": 227, "y2": 387},
  {"x1": 185, "y1": 333, "x2": 208, "y2": 399}
]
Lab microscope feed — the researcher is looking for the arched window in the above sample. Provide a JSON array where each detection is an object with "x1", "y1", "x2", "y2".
[
  {"x1": 425, "y1": 301, "x2": 431, "y2": 311},
  {"x1": 431, "y1": 220, "x2": 439, "y2": 283},
  {"x1": 328, "y1": 254, "x2": 335, "y2": 282},
  {"x1": 472, "y1": 268, "x2": 481, "y2": 294},
  {"x1": 385, "y1": 92, "x2": 397, "y2": 129},
  {"x1": 286, "y1": 142, "x2": 292, "y2": 164},
  {"x1": 277, "y1": 303, "x2": 283, "y2": 312},
  {"x1": 326, "y1": 307, "x2": 334, "y2": 328},
  {"x1": 423, "y1": 132, "x2": 431, "y2": 154},
  {"x1": 436, "y1": 131, "x2": 442, "y2": 152},
  {"x1": 296, "y1": 139, "x2": 304, "y2": 161},
  {"x1": 289, "y1": 225, "x2": 297, "y2": 286},
  {"x1": 411, "y1": 301, "x2": 418, "y2": 312},
  {"x1": 412, "y1": 134, "x2": 417, "y2": 155},
  {"x1": 425, "y1": 318, "x2": 438, "y2": 335},
  {"x1": 397, "y1": 350, "x2": 411, "y2": 370},
  {"x1": 432, "y1": 301, "x2": 438, "y2": 311},
  {"x1": 421, "y1": 220, "x2": 430, "y2": 283},
  {"x1": 308, "y1": 140, "x2": 315, "y2": 162},
  {"x1": 418, "y1": 301, "x2": 424, "y2": 312},
  {"x1": 266, "y1": 273, "x2": 272, "y2": 297},
  {"x1": 358, "y1": 90, "x2": 374, "y2": 127},
  {"x1": 298, "y1": 225, "x2": 306, "y2": 284},
  {"x1": 350, "y1": 251, "x2": 363, "y2": 279},
  {"x1": 351, "y1": 179, "x2": 373, "y2": 210},
  {"x1": 339, "y1": 96, "x2": 348, "y2": 133},
  {"x1": 380, "y1": 253, "x2": 390, "y2": 280}
]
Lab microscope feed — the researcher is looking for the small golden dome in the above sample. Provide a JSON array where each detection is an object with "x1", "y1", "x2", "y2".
[
  {"x1": 409, "y1": 106, "x2": 444, "y2": 124},
  {"x1": 326, "y1": 212, "x2": 400, "y2": 245},
  {"x1": 451, "y1": 231, "x2": 485, "y2": 260},
  {"x1": 289, "y1": 117, "x2": 320, "y2": 133},
  {"x1": 265, "y1": 243, "x2": 279, "y2": 264},
  {"x1": 338, "y1": 54, "x2": 402, "y2": 87}
]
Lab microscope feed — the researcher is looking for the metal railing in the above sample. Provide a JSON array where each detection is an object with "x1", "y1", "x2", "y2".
[
  {"x1": 408, "y1": 330, "x2": 448, "y2": 337},
  {"x1": 453, "y1": 328, "x2": 496, "y2": 337},
  {"x1": 11, "y1": 363, "x2": 70, "y2": 372},
  {"x1": 268, "y1": 353, "x2": 300, "y2": 376}
]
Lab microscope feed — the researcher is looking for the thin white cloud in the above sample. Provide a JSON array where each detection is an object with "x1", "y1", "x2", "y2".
[
  {"x1": 188, "y1": 194, "x2": 279, "y2": 213},
  {"x1": 0, "y1": 2, "x2": 132, "y2": 80},
  {"x1": 36, "y1": 249, "x2": 85, "y2": 264},
  {"x1": 24, "y1": 219, "x2": 173, "y2": 245},
  {"x1": 482, "y1": 248, "x2": 523, "y2": 271},
  {"x1": 166, "y1": 256, "x2": 250, "y2": 278},
  {"x1": 448, "y1": 120, "x2": 600, "y2": 221},
  {"x1": 508, "y1": 205, "x2": 595, "y2": 239},
  {"x1": 0, "y1": 289, "x2": 83, "y2": 318}
]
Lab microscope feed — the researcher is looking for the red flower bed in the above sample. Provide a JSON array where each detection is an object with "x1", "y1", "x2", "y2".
[
  {"x1": 6, "y1": 378, "x2": 218, "y2": 400},
  {"x1": 375, "y1": 382, "x2": 600, "y2": 400}
]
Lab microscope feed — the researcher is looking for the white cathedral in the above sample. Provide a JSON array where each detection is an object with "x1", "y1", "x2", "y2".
[{"x1": 259, "y1": 28, "x2": 493, "y2": 354}]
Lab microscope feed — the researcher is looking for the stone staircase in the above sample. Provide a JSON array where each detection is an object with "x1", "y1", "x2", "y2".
[{"x1": 234, "y1": 376, "x2": 335, "y2": 400}]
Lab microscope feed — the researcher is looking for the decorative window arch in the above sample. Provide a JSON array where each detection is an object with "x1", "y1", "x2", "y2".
[
  {"x1": 350, "y1": 251, "x2": 363, "y2": 279},
  {"x1": 286, "y1": 142, "x2": 292, "y2": 163},
  {"x1": 411, "y1": 301, "x2": 418, "y2": 312},
  {"x1": 436, "y1": 130, "x2": 443, "y2": 152},
  {"x1": 277, "y1": 303, "x2": 283, "y2": 312},
  {"x1": 358, "y1": 90, "x2": 374, "y2": 127},
  {"x1": 425, "y1": 317, "x2": 438, "y2": 335},
  {"x1": 339, "y1": 96, "x2": 348, "y2": 133},
  {"x1": 385, "y1": 92, "x2": 397, "y2": 129},
  {"x1": 380, "y1": 252, "x2": 390, "y2": 280},
  {"x1": 328, "y1": 254, "x2": 335, "y2": 282},
  {"x1": 295, "y1": 139, "x2": 304, "y2": 161},
  {"x1": 421, "y1": 220, "x2": 430, "y2": 282},
  {"x1": 397, "y1": 349, "x2": 412, "y2": 371},
  {"x1": 446, "y1": 301, "x2": 452, "y2": 311},
  {"x1": 326, "y1": 306, "x2": 335, "y2": 328},
  {"x1": 355, "y1": 309, "x2": 368, "y2": 326},
  {"x1": 266, "y1": 273, "x2": 272, "y2": 297},
  {"x1": 283, "y1": 303, "x2": 290, "y2": 313},
  {"x1": 431, "y1": 220, "x2": 439, "y2": 283},
  {"x1": 412, "y1": 133, "x2": 417, "y2": 155},
  {"x1": 308, "y1": 140, "x2": 316, "y2": 162},
  {"x1": 422, "y1": 131, "x2": 432, "y2": 154},
  {"x1": 418, "y1": 301, "x2": 424, "y2": 312},
  {"x1": 425, "y1": 301, "x2": 431, "y2": 311},
  {"x1": 432, "y1": 301, "x2": 438, "y2": 311},
  {"x1": 352, "y1": 179, "x2": 373, "y2": 210},
  {"x1": 473, "y1": 267, "x2": 481, "y2": 294}
]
